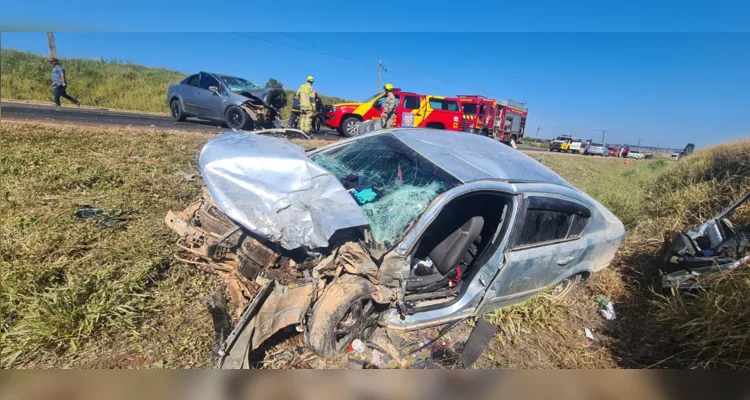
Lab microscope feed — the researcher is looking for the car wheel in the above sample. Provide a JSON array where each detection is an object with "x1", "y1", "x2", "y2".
[
  {"x1": 549, "y1": 274, "x2": 581, "y2": 298},
  {"x1": 307, "y1": 275, "x2": 381, "y2": 357},
  {"x1": 339, "y1": 116, "x2": 361, "y2": 138},
  {"x1": 170, "y1": 100, "x2": 186, "y2": 122},
  {"x1": 225, "y1": 105, "x2": 253, "y2": 130}
]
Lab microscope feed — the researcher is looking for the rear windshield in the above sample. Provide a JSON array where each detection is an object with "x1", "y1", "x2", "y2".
[
  {"x1": 590, "y1": 143, "x2": 603, "y2": 147},
  {"x1": 430, "y1": 98, "x2": 460, "y2": 111},
  {"x1": 461, "y1": 104, "x2": 479, "y2": 115},
  {"x1": 311, "y1": 134, "x2": 460, "y2": 247}
]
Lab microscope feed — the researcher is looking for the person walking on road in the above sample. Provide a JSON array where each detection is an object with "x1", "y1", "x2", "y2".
[
  {"x1": 48, "y1": 58, "x2": 80, "y2": 107},
  {"x1": 295, "y1": 76, "x2": 315, "y2": 133},
  {"x1": 380, "y1": 83, "x2": 396, "y2": 128}
]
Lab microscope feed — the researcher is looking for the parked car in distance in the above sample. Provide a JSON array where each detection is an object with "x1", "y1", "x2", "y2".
[
  {"x1": 607, "y1": 146, "x2": 619, "y2": 157},
  {"x1": 627, "y1": 150, "x2": 644, "y2": 159},
  {"x1": 550, "y1": 135, "x2": 584, "y2": 154},
  {"x1": 584, "y1": 142, "x2": 607, "y2": 156},
  {"x1": 670, "y1": 153, "x2": 680, "y2": 161},
  {"x1": 167, "y1": 72, "x2": 286, "y2": 130},
  {"x1": 166, "y1": 128, "x2": 627, "y2": 364}
]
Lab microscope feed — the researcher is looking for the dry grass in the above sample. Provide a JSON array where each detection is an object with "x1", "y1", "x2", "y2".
[{"x1": 2, "y1": 120, "x2": 748, "y2": 369}]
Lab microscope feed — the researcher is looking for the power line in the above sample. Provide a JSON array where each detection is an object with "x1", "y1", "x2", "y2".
[{"x1": 230, "y1": 32, "x2": 371, "y2": 66}]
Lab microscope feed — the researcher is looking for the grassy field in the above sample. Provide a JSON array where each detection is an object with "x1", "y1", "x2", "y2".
[
  {"x1": 0, "y1": 49, "x2": 350, "y2": 118},
  {"x1": 1, "y1": 120, "x2": 748, "y2": 368}
]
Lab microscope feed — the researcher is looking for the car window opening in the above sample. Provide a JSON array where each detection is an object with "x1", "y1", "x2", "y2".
[
  {"x1": 311, "y1": 134, "x2": 460, "y2": 247},
  {"x1": 405, "y1": 192, "x2": 513, "y2": 309}
]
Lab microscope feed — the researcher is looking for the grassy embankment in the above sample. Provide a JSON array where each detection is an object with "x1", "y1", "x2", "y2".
[
  {"x1": 1, "y1": 49, "x2": 349, "y2": 119},
  {"x1": 1, "y1": 119, "x2": 748, "y2": 369}
]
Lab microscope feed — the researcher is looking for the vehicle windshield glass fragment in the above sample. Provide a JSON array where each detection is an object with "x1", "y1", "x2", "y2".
[
  {"x1": 221, "y1": 76, "x2": 262, "y2": 92},
  {"x1": 312, "y1": 134, "x2": 459, "y2": 247}
]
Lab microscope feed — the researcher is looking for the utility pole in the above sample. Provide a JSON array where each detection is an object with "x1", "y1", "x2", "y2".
[
  {"x1": 535, "y1": 126, "x2": 540, "y2": 141},
  {"x1": 597, "y1": 129, "x2": 607, "y2": 144},
  {"x1": 377, "y1": 60, "x2": 387, "y2": 92},
  {"x1": 637, "y1": 138, "x2": 642, "y2": 151},
  {"x1": 47, "y1": 32, "x2": 57, "y2": 58}
]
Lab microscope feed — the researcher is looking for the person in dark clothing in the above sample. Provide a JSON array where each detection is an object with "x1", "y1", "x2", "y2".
[
  {"x1": 48, "y1": 57, "x2": 80, "y2": 107},
  {"x1": 288, "y1": 97, "x2": 300, "y2": 128},
  {"x1": 313, "y1": 94, "x2": 324, "y2": 132}
]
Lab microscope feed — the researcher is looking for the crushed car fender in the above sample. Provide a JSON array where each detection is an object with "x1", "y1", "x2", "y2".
[{"x1": 219, "y1": 281, "x2": 314, "y2": 369}]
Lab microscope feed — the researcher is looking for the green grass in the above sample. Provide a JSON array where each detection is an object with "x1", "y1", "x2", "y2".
[{"x1": 1, "y1": 49, "x2": 352, "y2": 117}]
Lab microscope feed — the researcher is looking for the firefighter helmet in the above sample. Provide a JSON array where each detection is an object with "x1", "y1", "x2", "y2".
[
  {"x1": 384, "y1": 83, "x2": 393, "y2": 91},
  {"x1": 307, "y1": 76, "x2": 314, "y2": 83}
]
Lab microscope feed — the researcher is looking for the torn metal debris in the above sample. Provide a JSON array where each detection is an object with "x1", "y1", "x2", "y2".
[{"x1": 661, "y1": 190, "x2": 750, "y2": 289}]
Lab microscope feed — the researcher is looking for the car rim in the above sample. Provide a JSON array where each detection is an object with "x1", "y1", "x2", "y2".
[
  {"x1": 333, "y1": 296, "x2": 378, "y2": 352},
  {"x1": 228, "y1": 109, "x2": 241, "y2": 128},
  {"x1": 346, "y1": 120, "x2": 358, "y2": 135},
  {"x1": 550, "y1": 277, "x2": 574, "y2": 297}
]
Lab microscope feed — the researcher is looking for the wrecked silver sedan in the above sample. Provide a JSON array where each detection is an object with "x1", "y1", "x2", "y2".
[{"x1": 165, "y1": 128, "x2": 625, "y2": 368}]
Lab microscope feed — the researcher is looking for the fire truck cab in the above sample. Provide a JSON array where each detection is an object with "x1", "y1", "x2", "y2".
[
  {"x1": 492, "y1": 99, "x2": 528, "y2": 148},
  {"x1": 325, "y1": 89, "x2": 464, "y2": 137},
  {"x1": 457, "y1": 95, "x2": 498, "y2": 135}
]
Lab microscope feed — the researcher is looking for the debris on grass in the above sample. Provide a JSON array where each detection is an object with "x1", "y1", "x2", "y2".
[{"x1": 594, "y1": 296, "x2": 617, "y2": 320}]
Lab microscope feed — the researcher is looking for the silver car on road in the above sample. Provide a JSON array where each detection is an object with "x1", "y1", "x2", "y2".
[
  {"x1": 167, "y1": 72, "x2": 285, "y2": 130},
  {"x1": 165, "y1": 128, "x2": 626, "y2": 367}
]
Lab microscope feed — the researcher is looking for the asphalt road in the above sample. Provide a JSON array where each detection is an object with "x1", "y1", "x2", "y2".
[
  {"x1": 0, "y1": 101, "x2": 342, "y2": 139},
  {"x1": 1, "y1": 102, "x2": 569, "y2": 154}
]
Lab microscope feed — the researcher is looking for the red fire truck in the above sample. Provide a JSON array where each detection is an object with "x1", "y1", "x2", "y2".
[
  {"x1": 324, "y1": 89, "x2": 464, "y2": 137},
  {"x1": 457, "y1": 95, "x2": 499, "y2": 135},
  {"x1": 492, "y1": 99, "x2": 528, "y2": 148}
]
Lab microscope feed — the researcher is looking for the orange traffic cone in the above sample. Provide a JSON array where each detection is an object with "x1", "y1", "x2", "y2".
[{"x1": 625, "y1": 158, "x2": 630, "y2": 165}]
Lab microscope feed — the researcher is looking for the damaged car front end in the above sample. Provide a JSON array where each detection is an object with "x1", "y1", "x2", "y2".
[{"x1": 166, "y1": 129, "x2": 626, "y2": 368}]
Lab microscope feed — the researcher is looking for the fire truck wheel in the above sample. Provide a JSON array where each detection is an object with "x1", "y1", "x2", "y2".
[
  {"x1": 509, "y1": 138, "x2": 517, "y2": 149},
  {"x1": 339, "y1": 116, "x2": 361, "y2": 137}
]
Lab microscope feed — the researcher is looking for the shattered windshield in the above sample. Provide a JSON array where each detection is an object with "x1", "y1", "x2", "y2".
[
  {"x1": 311, "y1": 134, "x2": 460, "y2": 247},
  {"x1": 221, "y1": 76, "x2": 262, "y2": 92}
]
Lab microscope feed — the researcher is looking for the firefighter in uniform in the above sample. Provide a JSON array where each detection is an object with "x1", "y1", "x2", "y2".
[
  {"x1": 296, "y1": 76, "x2": 315, "y2": 133},
  {"x1": 380, "y1": 83, "x2": 396, "y2": 128}
]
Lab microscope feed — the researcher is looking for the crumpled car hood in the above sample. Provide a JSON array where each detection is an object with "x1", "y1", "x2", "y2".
[
  {"x1": 236, "y1": 87, "x2": 285, "y2": 109},
  {"x1": 199, "y1": 132, "x2": 370, "y2": 250}
]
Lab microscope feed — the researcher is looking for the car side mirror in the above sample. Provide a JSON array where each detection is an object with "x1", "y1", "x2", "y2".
[{"x1": 209, "y1": 86, "x2": 219, "y2": 94}]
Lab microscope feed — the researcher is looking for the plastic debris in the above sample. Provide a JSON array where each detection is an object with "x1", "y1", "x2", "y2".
[
  {"x1": 96, "y1": 218, "x2": 128, "y2": 229},
  {"x1": 584, "y1": 328, "x2": 595, "y2": 340},
  {"x1": 74, "y1": 206, "x2": 104, "y2": 219},
  {"x1": 352, "y1": 188, "x2": 378, "y2": 205},
  {"x1": 595, "y1": 295, "x2": 617, "y2": 320},
  {"x1": 349, "y1": 339, "x2": 366, "y2": 353}
]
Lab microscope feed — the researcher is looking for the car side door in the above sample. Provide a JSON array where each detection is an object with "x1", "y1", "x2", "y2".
[
  {"x1": 181, "y1": 74, "x2": 201, "y2": 114},
  {"x1": 195, "y1": 73, "x2": 225, "y2": 120},
  {"x1": 479, "y1": 194, "x2": 592, "y2": 309}
]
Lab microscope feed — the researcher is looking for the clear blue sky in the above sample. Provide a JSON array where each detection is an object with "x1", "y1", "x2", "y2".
[{"x1": 2, "y1": 2, "x2": 749, "y2": 149}]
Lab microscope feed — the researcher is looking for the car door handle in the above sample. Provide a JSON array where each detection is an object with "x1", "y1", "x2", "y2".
[{"x1": 556, "y1": 256, "x2": 575, "y2": 266}]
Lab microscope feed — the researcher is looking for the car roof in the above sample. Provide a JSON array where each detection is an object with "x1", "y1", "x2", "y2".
[{"x1": 389, "y1": 129, "x2": 571, "y2": 186}]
